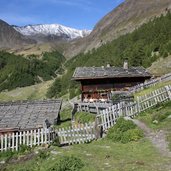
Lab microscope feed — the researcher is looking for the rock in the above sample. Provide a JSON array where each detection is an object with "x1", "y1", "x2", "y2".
[
  {"x1": 0, "y1": 160, "x2": 5, "y2": 164},
  {"x1": 50, "y1": 150, "x2": 61, "y2": 155},
  {"x1": 41, "y1": 144, "x2": 50, "y2": 148},
  {"x1": 152, "y1": 120, "x2": 158, "y2": 124},
  {"x1": 167, "y1": 115, "x2": 171, "y2": 119},
  {"x1": 35, "y1": 151, "x2": 39, "y2": 154}
]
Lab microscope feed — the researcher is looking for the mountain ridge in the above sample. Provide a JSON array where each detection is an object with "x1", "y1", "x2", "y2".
[
  {"x1": 0, "y1": 19, "x2": 36, "y2": 49},
  {"x1": 63, "y1": 0, "x2": 171, "y2": 58},
  {"x1": 13, "y1": 24, "x2": 91, "y2": 43}
]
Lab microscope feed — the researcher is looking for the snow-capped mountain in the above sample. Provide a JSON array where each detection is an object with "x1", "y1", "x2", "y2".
[{"x1": 13, "y1": 24, "x2": 91, "y2": 40}]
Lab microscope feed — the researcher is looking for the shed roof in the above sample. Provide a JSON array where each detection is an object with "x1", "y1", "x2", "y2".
[
  {"x1": 0, "y1": 100, "x2": 62, "y2": 130},
  {"x1": 72, "y1": 66, "x2": 151, "y2": 80}
]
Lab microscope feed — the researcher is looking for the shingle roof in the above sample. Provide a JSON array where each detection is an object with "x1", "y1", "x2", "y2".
[
  {"x1": 72, "y1": 66, "x2": 151, "y2": 80},
  {"x1": 0, "y1": 100, "x2": 62, "y2": 130}
]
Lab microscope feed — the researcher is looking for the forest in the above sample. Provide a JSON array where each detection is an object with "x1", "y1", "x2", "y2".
[
  {"x1": 0, "y1": 51, "x2": 65, "y2": 92},
  {"x1": 48, "y1": 12, "x2": 171, "y2": 98}
]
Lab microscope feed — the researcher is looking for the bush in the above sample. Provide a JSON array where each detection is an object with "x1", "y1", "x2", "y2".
[
  {"x1": 121, "y1": 129, "x2": 144, "y2": 143},
  {"x1": 50, "y1": 156, "x2": 84, "y2": 171},
  {"x1": 107, "y1": 118, "x2": 143, "y2": 143}
]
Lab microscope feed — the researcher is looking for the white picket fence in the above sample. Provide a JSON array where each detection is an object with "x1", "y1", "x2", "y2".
[
  {"x1": 1, "y1": 84, "x2": 171, "y2": 152},
  {"x1": 129, "y1": 73, "x2": 171, "y2": 93},
  {"x1": 97, "y1": 85, "x2": 171, "y2": 130},
  {"x1": 57, "y1": 122, "x2": 96, "y2": 145},
  {"x1": 0, "y1": 128, "x2": 56, "y2": 152}
]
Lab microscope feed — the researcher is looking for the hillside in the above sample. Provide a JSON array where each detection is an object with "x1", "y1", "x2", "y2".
[
  {"x1": 0, "y1": 51, "x2": 65, "y2": 92},
  {"x1": 64, "y1": 0, "x2": 171, "y2": 58},
  {"x1": 0, "y1": 80, "x2": 53, "y2": 101},
  {"x1": 48, "y1": 12, "x2": 171, "y2": 98},
  {"x1": 0, "y1": 19, "x2": 36, "y2": 49},
  {"x1": 148, "y1": 55, "x2": 171, "y2": 76}
]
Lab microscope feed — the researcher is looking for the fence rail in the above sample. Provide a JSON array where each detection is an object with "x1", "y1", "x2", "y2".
[
  {"x1": 97, "y1": 85, "x2": 171, "y2": 131},
  {"x1": 76, "y1": 102, "x2": 112, "y2": 114},
  {"x1": 57, "y1": 122, "x2": 96, "y2": 145},
  {"x1": 0, "y1": 128, "x2": 56, "y2": 152}
]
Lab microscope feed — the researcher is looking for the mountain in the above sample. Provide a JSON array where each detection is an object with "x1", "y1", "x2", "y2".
[
  {"x1": 64, "y1": 0, "x2": 171, "y2": 58},
  {"x1": 0, "y1": 19, "x2": 36, "y2": 49},
  {"x1": 13, "y1": 24, "x2": 91, "y2": 43}
]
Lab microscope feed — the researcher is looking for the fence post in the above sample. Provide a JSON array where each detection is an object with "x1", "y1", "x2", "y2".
[
  {"x1": 165, "y1": 85, "x2": 171, "y2": 100},
  {"x1": 16, "y1": 132, "x2": 18, "y2": 151},
  {"x1": 94, "y1": 118, "x2": 102, "y2": 139},
  {"x1": 1, "y1": 134, "x2": 4, "y2": 152},
  {"x1": 5, "y1": 134, "x2": 7, "y2": 151},
  {"x1": 12, "y1": 133, "x2": 15, "y2": 151}
]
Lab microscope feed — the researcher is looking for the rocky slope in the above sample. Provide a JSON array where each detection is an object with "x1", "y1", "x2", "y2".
[
  {"x1": 13, "y1": 24, "x2": 91, "y2": 43},
  {"x1": 64, "y1": 0, "x2": 171, "y2": 58},
  {"x1": 0, "y1": 19, "x2": 36, "y2": 49}
]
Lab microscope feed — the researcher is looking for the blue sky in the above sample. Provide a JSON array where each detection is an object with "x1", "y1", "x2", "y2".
[{"x1": 0, "y1": 0, "x2": 124, "y2": 30}]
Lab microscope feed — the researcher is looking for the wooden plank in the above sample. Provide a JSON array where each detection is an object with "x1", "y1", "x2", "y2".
[
  {"x1": 37, "y1": 129, "x2": 40, "y2": 145},
  {"x1": 5, "y1": 134, "x2": 7, "y2": 151},
  {"x1": 16, "y1": 132, "x2": 18, "y2": 151},
  {"x1": 12, "y1": 133, "x2": 15, "y2": 151},
  {"x1": 1, "y1": 135, "x2": 4, "y2": 151}
]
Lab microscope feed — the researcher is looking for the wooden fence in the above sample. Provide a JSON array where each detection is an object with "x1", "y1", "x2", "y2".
[
  {"x1": 0, "y1": 128, "x2": 56, "y2": 152},
  {"x1": 129, "y1": 73, "x2": 171, "y2": 93},
  {"x1": 1, "y1": 85, "x2": 171, "y2": 152},
  {"x1": 57, "y1": 122, "x2": 96, "y2": 145},
  {"x1": 97, "y1": 85, "x2": 171, "y2": 131},
  {"x1": 76, "y1": 102, "x2": 112, "y2": 114}
]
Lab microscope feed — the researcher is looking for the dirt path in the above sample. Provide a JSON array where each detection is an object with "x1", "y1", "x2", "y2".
[{"x1": 125, "y1": 117, "x2": 171, "y2": 158}]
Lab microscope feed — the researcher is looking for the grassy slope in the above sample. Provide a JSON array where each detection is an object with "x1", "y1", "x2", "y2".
[
  {"x1": 2, "y1": 81, "x2": 171, "y2": 171},
  {"x1": 0, "y1": 80, "x2": 53, "y2": 101},
  {"x1": 137, "y1": 101, "x2": 171, "y2": 149},
  {"x1": 148, "y1": 55, "x2": 171, "y2": 76},
  {"x1": 134, "y1": 80, "x2": 171, "y2": 97},
  {"x1": 3, "y1": 139, "x2": 171, "y2": 171}
]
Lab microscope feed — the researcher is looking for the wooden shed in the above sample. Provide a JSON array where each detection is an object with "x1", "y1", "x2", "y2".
[
  {"x1": 0, "y1": 100, "x2": 62, "y2": 134},
  {"x1": 72, "y1": 62, "x2": 151, "y2": 102}
]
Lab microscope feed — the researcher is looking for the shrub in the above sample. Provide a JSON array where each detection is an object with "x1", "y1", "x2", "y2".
[
  {"x1": 50, "y1": 156, "x2": 84, "y2": 171},
  {"x1": 107, "y1": 118, "x2": 143, "y2": 143},
  {"x1": 121, "y1": 129, "x2": 144, "y2": 143}
]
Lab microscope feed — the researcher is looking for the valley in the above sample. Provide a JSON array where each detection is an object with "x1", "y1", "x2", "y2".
[{"x1": 1, "y1": 1, "x2": 171, "y2": 170}]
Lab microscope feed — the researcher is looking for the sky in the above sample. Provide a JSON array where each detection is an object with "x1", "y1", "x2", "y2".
[{"x1": 0, "y1": 0, "x2": 124, "y2": 30}]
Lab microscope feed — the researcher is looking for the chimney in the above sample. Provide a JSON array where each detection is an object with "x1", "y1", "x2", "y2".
[{"x1": 123, "y1": 60, "x2": 128, "y2": 70}]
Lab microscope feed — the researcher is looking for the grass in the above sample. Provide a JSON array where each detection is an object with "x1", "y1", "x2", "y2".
[
  {"x1": 55, "y1": 108, "x2": 96, "y2": 129},
  {"x1": 0, "y1": 80, "x2": 53, "y2": 102},
  {"x1": 137, "y1": 101, "x2": 171, "y2": 150},
  {"x1": 148, "y1": 55, "x2": 171, "y2": 76},
  {"x1": 134, "y1": 80, "x2": 171, "y2": 98},
  {"x1": 2, "y1": 138, "x2": 171, "y2": 171}
]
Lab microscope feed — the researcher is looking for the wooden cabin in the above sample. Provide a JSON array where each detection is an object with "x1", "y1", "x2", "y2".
[{"x1": 72, "y1": 61, "x2": 151, "y2": 102}]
